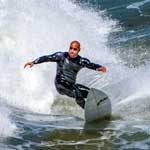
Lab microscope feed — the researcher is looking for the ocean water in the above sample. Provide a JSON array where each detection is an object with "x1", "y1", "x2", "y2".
[{"x1": 0, "y1": 0, "x2": 150, "y2": 149}]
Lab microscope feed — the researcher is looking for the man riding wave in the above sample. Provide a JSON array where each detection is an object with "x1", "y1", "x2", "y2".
[{"x1": 24, "y1": 41, "x2": 107, "y2": 109}]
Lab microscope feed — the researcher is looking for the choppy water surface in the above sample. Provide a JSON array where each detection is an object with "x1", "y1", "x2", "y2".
[{"x1": 0, "y1": 0, "x2": 150, "y2": 149}]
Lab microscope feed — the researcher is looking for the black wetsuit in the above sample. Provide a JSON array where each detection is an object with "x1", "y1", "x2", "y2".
[{"x1": 33, "y1": 52, "x2": 102, "y2": 109}]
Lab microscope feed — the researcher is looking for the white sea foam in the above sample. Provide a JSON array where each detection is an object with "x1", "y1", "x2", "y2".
[
  {"x1": 127, "y1": 0, "x2": 150, "y2": 15},
  {"x1": 127, "y1": 0, "x2": 150, "y2": 9},
  {"x1": 0, "y1": 105, "x2": 17, "y2": 138},
  {"x1": 112, "y1": 64, "x2": 150, "y2": 120}
]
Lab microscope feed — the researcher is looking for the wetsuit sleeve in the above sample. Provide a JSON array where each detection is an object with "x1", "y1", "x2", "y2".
[
  {"x1": 32, "y1": 52, "x2": 63, "y2": 64},
  {"x1": 81, "y1": 58, "x2": 102, "y2": 70}
]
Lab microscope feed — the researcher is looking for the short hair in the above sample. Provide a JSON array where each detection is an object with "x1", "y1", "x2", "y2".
[{"x1": 70, "y1": 40, "x2": 80, "y2": 49}]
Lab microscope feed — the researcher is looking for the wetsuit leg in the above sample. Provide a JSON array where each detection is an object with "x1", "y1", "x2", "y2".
[
  {"x1": 55, "y1": 79, "x2": 89, "y2": 109},
  {"x1": 56, "y1": 83, "x2": 85, "y2": 108},
  {"x1": 72, "y1": 85, "x2": 86, "y2": 109},
  {"x1": 76, "y1": 84, "x2": 90, "y2": 98},
  {"x1": 73, "y1": 84, "x2": 90, "y2": 109},
  {"x1": 55, "y1": 79, "x2": 75, "y2": 98}
]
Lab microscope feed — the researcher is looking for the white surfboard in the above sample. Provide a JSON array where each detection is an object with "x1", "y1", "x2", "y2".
[{"x1": 85, "y1": 88, "x2": 111, "y2": 122}]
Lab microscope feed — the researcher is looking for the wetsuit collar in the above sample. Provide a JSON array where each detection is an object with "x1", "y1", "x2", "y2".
[{"x1": 67, "y1": 52, "x2": 80, "y2": 60}]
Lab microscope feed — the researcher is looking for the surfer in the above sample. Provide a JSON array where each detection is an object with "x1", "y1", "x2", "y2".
[{"x1": 24, "y1": 41, "x2": 107, "y2": 109}]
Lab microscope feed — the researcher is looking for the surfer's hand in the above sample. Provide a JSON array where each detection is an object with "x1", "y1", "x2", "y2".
[
  {"x1": 98, "y1": 66, "x2": 107, "y2": 73},
  {"x1": 24, "y1": 62, "x2": 34, "y2": 68}
]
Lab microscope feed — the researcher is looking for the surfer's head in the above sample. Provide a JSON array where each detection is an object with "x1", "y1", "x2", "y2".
[{"x1": 68, "y1": 41, "x2": 80, "y2": 58}]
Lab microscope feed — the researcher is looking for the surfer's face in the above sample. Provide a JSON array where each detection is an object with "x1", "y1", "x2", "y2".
[{"x1": 68, "y1": 42, "x2": 80, "y2": 58}]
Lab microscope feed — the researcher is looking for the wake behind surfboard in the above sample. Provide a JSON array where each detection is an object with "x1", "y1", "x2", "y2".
[{"x1": 85, "y1": 88, "x2": 111, "y2": 122}]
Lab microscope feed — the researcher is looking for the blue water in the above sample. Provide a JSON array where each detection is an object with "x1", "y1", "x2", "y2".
[
  {"x1": 0, "y1": 0, "x2": 150, "y2": 149},
  {"x1": 79, "y1": 0, "x2": 150, "y2": 67}
]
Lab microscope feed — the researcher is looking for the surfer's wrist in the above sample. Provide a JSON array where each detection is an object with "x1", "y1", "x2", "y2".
[
  {"x1": 32, "y1": 61, "x2": 37, "y2": 65},
  {"x1": 97, "y1": 66, "x2": 107, "y2": 73}
]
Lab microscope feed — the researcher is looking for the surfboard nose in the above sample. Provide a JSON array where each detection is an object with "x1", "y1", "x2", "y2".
[{"x1": 85, "y1": 88, "x2": 111, "y2": 122}]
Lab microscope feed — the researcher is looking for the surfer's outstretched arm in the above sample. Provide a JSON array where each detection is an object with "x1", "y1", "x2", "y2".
[
  {"x1": 81, "y1": 58, "x2": 107, "y2": 73},
  {"x1": 24, "y1": 52, "x2": 63, "y2": 68}
]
